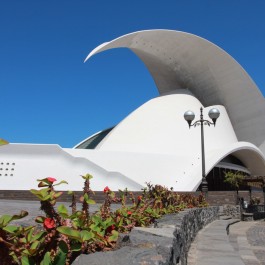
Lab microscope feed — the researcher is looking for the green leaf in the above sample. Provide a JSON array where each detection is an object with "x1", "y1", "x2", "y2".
[
  {"x1": 91, "y1": 215, "x2": 101, "y2": 225},
  {"x1": 30, "y1": 188, "x2": 50, "y2": 200},
  {"x1": 118, "y1": 217, "x2": 124, "y2": 227},
  {"x1": 53, "y1": 241, "x2": 68, "y2": 265},
  {"x1": 87, "y1": 199, "x2": 96, "y2": 204},
  {"x1": 40, "y1": 187, "x2": 50, "y2": 195},
  {"x1": 34, "y1": 194, "x2": 46, "y2": 201},
  {"x1": 35, "y1": 216, "x2": 45, "y2": 223},
  {"x1": 10, "y1": 251, "x2": 19, "y2": 264},
  {"x1": 82, "y1": 173, "x2": 93, "y2": 180},
  {"x1": 39, "y1": 188, "x2": 51, "y2": 201},
  {"x1": 32, "y1": 231, "x2": 46, "y2": 241},
  {"x1": 21, "y1": 255, "x2": 35, "y2": 265},
  {"x1": 20, "y1": 237, "x2": 27, "y2": 244},
  {"x1": 26, "y1": 248, "x2": 38, "y2": 256},
  {"x1": 12, "y1": 210, "x2": 28, "y2": 221},
  {"x1": 26, "y1": 226, "x2": 34, "y2": 241},
  {"x1": 0, "y1": 138, "x2": 9, "y2": 146},
  {"x1": 87, "y1": 198, "x2": 96, "y2": 205},
  {"x1": 0, "y1": 211, "x2": 28, "y2": 228},
  {"x1": 57, "y1": 204, "x2": 69, "y2": 216},
  {"x1": 56, "y1": 226, "x2": 81, "y2": 241},
  {"x1": 30, "y1": 241, "x2": 40, "y2": 250},
  {"x1": 109, "y1": 191, "x2": 116, "y2": 199},
  {"x1": 50, "y1": 199, "x2": 56, "y2": 206},
  {"x1": 30, "y1": 189, "x2": 40, "y2": 195},
  {"x1": 89, "y1": 224, "x2": 101, "y2": 233},
  {"x1": 0, "y1": 215, "x2": 13, "y2": 227},
  {"x1": 3, "y1": 225, "x2": 20, "y2": 234},
  {"x1": 83, "y1": 193, "x2": 95, "y2": 204},
  {"x1": 38, "y1": 181, "x2": 49, "y2": 187},
  {"x1": 26, "y1": 241, "x2": 40, "y2": 255},
  {"x1": 70, "y1": 211, "x2": 82, "y2": 219},
  {"x1": 83, "y1": 193, "x2": 89, "y2": 202},
  {"x1": 37, "y1": 178, "x2": 52, "y2": 185},
  {"x1": 40, "y1": 195, "x2": 52, "y2": 201},
  {"x1": 53, "y1": 191, "x2": 63, "y2": 199},
  {"x1": 80, "y1": 230, "x2": 94, "y2": 242},
  {"x1": 108, "y1": 230, "x2": 119, "y2": 242},
  {"x1": 53, "y1": 180, "x2": 68, "y2": 187},
  {"x1": 103, "y1": 217, "x2": 114, "y2": 228},
  {"x1": 40, "y1": 252, "x2": 52, "y2": 265}
]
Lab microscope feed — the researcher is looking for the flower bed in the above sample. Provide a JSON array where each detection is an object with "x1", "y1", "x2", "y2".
[{"x1": 0, "y1": 175, "x2": 208, "y2": 265}]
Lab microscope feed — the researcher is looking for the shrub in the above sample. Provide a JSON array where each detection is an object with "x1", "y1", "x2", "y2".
[{"x1": 0, "y1": 175, "x2": 208, "y2": 264}]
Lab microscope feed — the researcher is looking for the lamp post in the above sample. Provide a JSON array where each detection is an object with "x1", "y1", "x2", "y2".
[
  {"x1": 184, "y1": 107, "x2": 220, "y2": 196},
  {"x1": 262, "y1": 183, "x2": 265, "y2": 207}
]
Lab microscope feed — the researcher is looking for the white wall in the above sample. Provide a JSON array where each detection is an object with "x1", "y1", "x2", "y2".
[
  {"x1": 66, "y1": 94, "x2": 265, "y2": 191},
  {"x1": 1, "y1": 94, "x2": 265, "y2": 191}
]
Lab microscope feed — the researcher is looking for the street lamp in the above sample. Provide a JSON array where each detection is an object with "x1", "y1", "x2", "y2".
[{"x1": 184, "y1": 107, "x2": 220, "y2": 196}]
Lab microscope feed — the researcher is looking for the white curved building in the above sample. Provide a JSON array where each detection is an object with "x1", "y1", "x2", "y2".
[{"x1": 1, "y1": 30, "x2": 265, "y2": 191}]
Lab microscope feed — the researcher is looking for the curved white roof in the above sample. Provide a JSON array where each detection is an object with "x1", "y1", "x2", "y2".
[{"x1": 85, "y1": 30, "x2": 265, "y2": 151}]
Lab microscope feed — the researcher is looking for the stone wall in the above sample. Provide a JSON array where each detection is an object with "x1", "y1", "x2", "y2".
[
  {"x1": 73, "y1": 207, "x2": 219, "y2": 265},
  {"x1": 0, "y1": 190, "x2": 142, "y2": 203},
  {"x1": 0, "y1": 190, "x2": 264, "y2": 206},
  {"x1": 0, "y1": 190, "x2": 263, "y2": 206},
  {"x1": 222, "y1": 205, "x2": 241, "y2": 218}
]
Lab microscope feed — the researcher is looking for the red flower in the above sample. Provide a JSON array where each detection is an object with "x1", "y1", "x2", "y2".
[
  {"x1": 47, "y1": 177, "x2": 56, "y2": 183},
  {"x1": 43, "y1": 218, "x2": 55, "y2": 229},
  {"x1": 104, "y1": 186, "x2": 110, "y2": 193},
  {"x1": 127, "y1": 211, "x2": 132, "y2": 215},
  {"x1": 137, "y1": 196, "x2": 142, "y2": 201}
]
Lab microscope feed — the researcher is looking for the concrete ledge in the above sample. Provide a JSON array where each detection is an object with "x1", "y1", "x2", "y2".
[
  {"x1": 242, "y1": 213, "x2": 254, "y2": 221},
  {"x1": 73, "y1": 207, "x2": 219, "y2": 265}
]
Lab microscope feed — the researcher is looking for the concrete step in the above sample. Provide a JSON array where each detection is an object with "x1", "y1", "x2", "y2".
[{"x1": 219, "y1": 215, "x2": 233, "y2": 220}]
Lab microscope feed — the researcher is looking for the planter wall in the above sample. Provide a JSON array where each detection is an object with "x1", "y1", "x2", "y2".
[{"x1": 73, "y1": 207, "x2": 219, "y2": 265}]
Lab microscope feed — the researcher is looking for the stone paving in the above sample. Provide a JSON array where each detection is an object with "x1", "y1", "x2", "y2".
[
  {"x1": 188, "y1": 219, "x2": 265, "y2": 265},
  {"x1": 229, "y1": 221, "x2": 261, "y2": 265},
  {"x1": 246, "y1": 222, "x2": 265, "y2": 265}
]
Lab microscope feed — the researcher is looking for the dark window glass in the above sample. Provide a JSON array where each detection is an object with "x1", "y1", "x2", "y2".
[{"x1": 75, "y1": 127, "x2": 113, "y2": 149}]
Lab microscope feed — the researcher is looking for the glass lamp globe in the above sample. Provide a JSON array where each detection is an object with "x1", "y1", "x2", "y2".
[
  {"x1": 208, "y1": 108, "x2": 220, "y2": 125},
  {"x1": 184, "y1": 110, "x2": 195, "y2": 126}
]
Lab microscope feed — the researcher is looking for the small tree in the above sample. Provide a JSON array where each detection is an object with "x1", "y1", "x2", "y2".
[
  {"x1": 0, "y1": 138, "x2": 8, "y2": 146},
  {"x1": 224, "y1": 171, "x2": 245, "y2": 204}
]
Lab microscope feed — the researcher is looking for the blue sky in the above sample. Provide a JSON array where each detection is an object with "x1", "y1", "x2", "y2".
[{"x1": 1, "y1": 1, "x2": 265, "y2": 147}]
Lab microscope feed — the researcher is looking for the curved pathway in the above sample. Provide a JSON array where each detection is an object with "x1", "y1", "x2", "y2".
[{"x1": 188, "y1": 219, "x2": 265, "y2": 265}]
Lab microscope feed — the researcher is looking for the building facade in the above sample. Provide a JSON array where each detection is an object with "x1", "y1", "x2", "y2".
[{"x1": 1, "y1": 30, "x2": 265, "y2": 191}]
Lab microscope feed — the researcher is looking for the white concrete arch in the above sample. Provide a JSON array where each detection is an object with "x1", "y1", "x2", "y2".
[
  {"x1": 85, "y1": 30, "x2": 265, "y2": 151},
  {"x1": 184, "y1": 142, "x2": 265, "y2": 191},
  {"x1": 67, "y1": 92, "x2": 265, "y2": 191}
]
